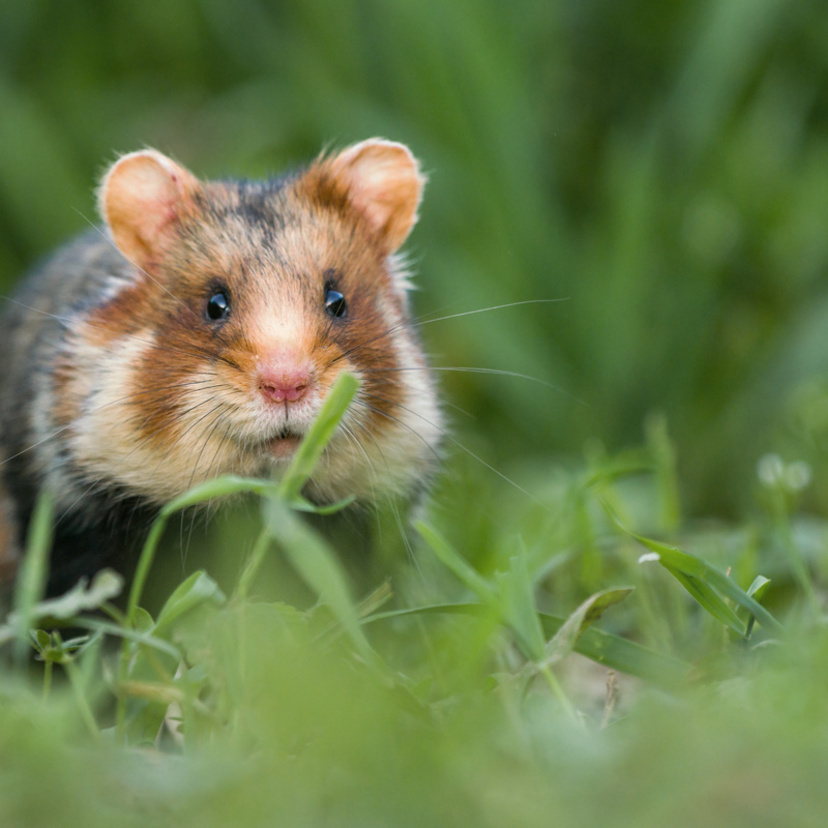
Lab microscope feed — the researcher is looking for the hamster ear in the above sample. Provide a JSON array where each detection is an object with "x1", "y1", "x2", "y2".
[
  {"x1": 326, "y1": 139, "x2": 425, "y2": 253},
  {"x1": 99, "y1": 150, "x2": 200, "y2": 272}
]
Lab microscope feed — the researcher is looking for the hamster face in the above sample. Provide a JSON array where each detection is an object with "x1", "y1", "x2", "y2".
[{"x1": 50, "y1": 142, "x2": 442, "y2": 509}]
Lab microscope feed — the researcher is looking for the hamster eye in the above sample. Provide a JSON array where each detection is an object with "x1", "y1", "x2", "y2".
[
  {"x1": 324, "y1": 287, "x2": 347, "y2": 319},
  {"x1": 205, "y1": 290, "x2": 231, "y2": 322}
]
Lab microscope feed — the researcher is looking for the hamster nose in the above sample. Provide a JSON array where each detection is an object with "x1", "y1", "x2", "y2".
[{"x1": 258, "y1": 361, "x2": 312, "y2": 404}]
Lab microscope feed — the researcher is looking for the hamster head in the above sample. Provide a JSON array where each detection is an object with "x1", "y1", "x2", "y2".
[{"x1": 54, "y1": 140, "x2": 442, "y2": 509}]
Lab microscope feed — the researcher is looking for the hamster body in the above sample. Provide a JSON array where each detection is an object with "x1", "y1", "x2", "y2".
[{"x1": 0, "y1": 140, "x2": 442, "y2": 596}]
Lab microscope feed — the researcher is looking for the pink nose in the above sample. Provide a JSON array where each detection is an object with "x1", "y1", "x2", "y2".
[{"x1": 258, "y1": 362, "x2": 312, "y2": 404}]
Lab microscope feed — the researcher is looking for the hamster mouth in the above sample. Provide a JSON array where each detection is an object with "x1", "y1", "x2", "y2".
[{"x1": 263, "y1": 427, "x2": 304, "y2": 460}]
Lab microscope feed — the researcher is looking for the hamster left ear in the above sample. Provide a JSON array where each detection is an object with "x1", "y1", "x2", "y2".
[
  {"x1": 326, "y1": 139, "x2": 426, "y2": 253},
  {"x1": 99, "y1": 149, "x2": 201, "y2": 274}
]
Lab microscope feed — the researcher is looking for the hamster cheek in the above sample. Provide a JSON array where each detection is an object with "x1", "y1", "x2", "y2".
[
  {"x1": 61, "y1": 329, "x2": 245, "y2": 501},
  {"x1": 173, "y1": 363, "x2": 262, "y2": 467},
  {"x1": 345, "y1": 309, "x2": 442, "y2": 498},
  {"x1": 68, "y1": 329, "x2": 171, "y2": 493},
  {"x1": 390, "y1": 330, "x2": 443, "y2": 461}
]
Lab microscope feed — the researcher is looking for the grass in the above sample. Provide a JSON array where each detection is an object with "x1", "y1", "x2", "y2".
[
  {"x1": 2, "y1": 372, "x2": 828, "y2": 827},
  {"x1": 4, "y1": 1, "x2": 828, "y2": 823}
]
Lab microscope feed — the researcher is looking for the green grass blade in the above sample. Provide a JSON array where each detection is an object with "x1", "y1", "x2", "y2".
[
  {"x1": 637, "y1": 536, "x2": 782, "y2": 635},
  {"x1": 414, "y1": 522, "x2": 498, "y2": 605},
  {"x1": 657, "y1": 564, "x2": 746, "y2": 636},
  {"x1": 363, "y1": 602, "x2": 691, "y2": 687},
  {"x1": 741, "y1": 575, "x2": 772, "y2": 636},
  {"x1": 555, "y1": 617, "x2": 691, "y2": 687},
  {"x1": 417, "y1": 525, "x2": 628, "y2": 665},
  {"x1": 601, "y1": 497, "x2": 783, "y2": 635},
  {"x1": 278, "y1": 372, "x2": 359, "y2": 502},
  {"x1": 130, "y1": 476, "x2": 285, "y2": 624},
  {"x1": 263, "y1": 497, "x2": 377, "y2": 667},
  {"x1": 73, "y1": 618, "x2": 182, "y2": 660},
  {"x1": 747, "y1": 575, "x2": 771, "y2": 599},
  {"x1": 154, "y1": 571, "x2": 226, "y2": 637},
  {"x1": 12, "y1": 490, "x2": 55, "y2": 666},
  {"x1": 290, "y1": 495, "x2": 356, "y2": 515},
  {"x1": 161, "y1": 476, "x2": 282, "y2": 515},
  {"x1": 542, "y1": 587, "x2": 635, "y2": 667},
  {"x1": 495, "y1": 551, "x2": 547, "y2": 661}
]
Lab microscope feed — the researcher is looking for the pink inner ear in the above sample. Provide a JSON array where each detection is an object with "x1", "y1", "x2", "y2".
[
  {"x1": 331, "y1": 140, "x2": 425, "y2": 253},
  {"x1": 100, "y1": 150, "x2": 199, "y2": 272}
]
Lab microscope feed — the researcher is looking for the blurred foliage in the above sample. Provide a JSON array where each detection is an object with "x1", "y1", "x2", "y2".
[
  {"x1": 1, "y1": 420, "x2": 827, "y2": 828},
  {"x1": 4, "y1": 0, "x2": 828, "y2": 516}
]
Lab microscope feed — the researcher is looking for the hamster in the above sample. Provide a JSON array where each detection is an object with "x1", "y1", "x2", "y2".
[{"x1": 0, "y1": 139, "x2": 442, "y2": 597}]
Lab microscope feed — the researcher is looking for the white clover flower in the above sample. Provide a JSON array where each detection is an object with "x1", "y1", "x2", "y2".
[
  {"x1": 786, "y1": 461, "x2": 812, "y2": 491},
  {"x1": 757, "y1": 454, "x2": 812, "y2": 492},
  {"x1": 757, "y1": 454, "x2": 785, "y2": 486}
]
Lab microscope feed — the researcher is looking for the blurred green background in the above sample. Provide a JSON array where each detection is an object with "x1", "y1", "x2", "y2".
[{"x1": 3, "y1": 0, "x2": 828, "y2": 517}]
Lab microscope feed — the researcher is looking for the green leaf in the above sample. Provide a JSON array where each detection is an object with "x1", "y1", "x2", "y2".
[
  {"x1": 161, "y1": 476, "x2": 282, "y2": 516},
  {"x1": 740, "y1": 575, "x2": 772, "y2": 636},
  {"x1": 414, "y1": 522, "x2": 498, "y2": 605},
  {"x1": 659, "y1": 564, "x2": 746, "y2": 636},
  {"x1": 75, "y1": 618, "x2": 182, "y2": 660},
  {"x1": 601, "y1": 498, "x2": 783, "y2": 635},
  {"x1": 10, "y1": 569, "x2": 123, "y2": 629},
  {"x1": 747, "y1": 575, "x2": 771, "y2": 600},
  {"x1": 263, "y1": 497, "x2": 377, "y2": 666},
  {"x1": 541, "y1": 587, "x2": 635, "y2": 667},
  {"x1": 31, "y1": 629, "x2": 50, "y2": 651},
  {"x1": 132, "y1": 607, "x2": 155, "y2": 634},
  {"x1": 32, "y1": 630, "x2": 91, "y2": 665},
  {"x1": 154, "y1": 571, "x2": 226, "y2": 637},
  {"x1": 494, "y1": 551, "x2": 546, "y2": 661},
  {"x1": 636, "y1": 535, "x2": 780, "y2": 635},
  {"x1": 278, "y1": 371, "x2": 360, "y2": 502},
  {"x1": 290, "y1": 495, "x2": 357, "y2": 515}
]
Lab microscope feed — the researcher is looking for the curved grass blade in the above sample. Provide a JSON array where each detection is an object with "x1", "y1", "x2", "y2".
[
  {"x1": 278, "y1": 371, "x2": 359, "y2": 502},
  {"x1": 415, "y1": 522, "x2": 543, "y2": 657},
  {"x1": 363, "y1": 602, "x2": 692, "y2": 688},
  {"x1": 601, "y1": 497, "x2": 782, "y2": 635},
  {"x1": 542, "y1": 587, "x2": 635, "y2": 667},
  {"x1": 655, "y1": 563, "x2": 746, "y2": 636},
  {"x1": 636, "y1": 537, "x2": 780, "y2": 635},
  {"x1": 414, "y1": 522, "x2": 497, "y2": 605},
  {"x1": 264, "y1": 497, "x2": 377, "y2": 667},
  {"x1": 741, "y1": 575, "x2": 772, "y2": 637},
  {"x1": 154, "y1": 571, "x2": 226, "y2": 637},
  {"x1": 72, "y1": 618, "x2": 182, "y2": 660}
]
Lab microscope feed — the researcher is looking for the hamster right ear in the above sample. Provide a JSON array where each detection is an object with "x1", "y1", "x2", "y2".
[
  {"x1": 99, "y1": 150, "x2": 200, "y2": 273},
  {"x1": 316, "y1": 139, "x2": 426, "y2": 254}
]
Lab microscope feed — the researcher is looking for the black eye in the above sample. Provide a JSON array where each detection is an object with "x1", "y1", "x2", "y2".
[
  {"x1": 324, "y1": 287, "x2": 347, "y2": 319},
  {"x1": 206, "y1": 290, "x2": 231, "y2": 322}
]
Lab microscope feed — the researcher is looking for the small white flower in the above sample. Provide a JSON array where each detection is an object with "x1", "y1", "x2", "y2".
[
  {"x1": 757, "y1": 454, "x2": 812, "y2": 491},
  {"x1": 786, "y1": 461, "x2": 812, "y2": 491},
  {"x1": 757, "y1": 454, "x2": 785, "y2": 486}
]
